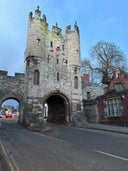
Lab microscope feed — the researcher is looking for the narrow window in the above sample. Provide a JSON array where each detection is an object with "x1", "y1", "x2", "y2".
[
  {"x1": 34, "y1": 70, "x2": 39, "y2": 85},
  {"x1": 87, "y1": 91, "x2": 90, "y2": 99},
  {"x1": 47, "y1": 55, "x2": 50, "y2": 63},
  {"x1": 74, "y1": 76, "x2": 78, "y2": 89},
  {"x1": 57, "y1": 72, "x2": 59, "y2": 81},
  {"x1": 57, "y1": 59, "x2": 59, "y2": 64},
  {"x1": 62, "y1": 45, "x2": 64, "y2": 51},
  {"x1": 50, "y1": 41, "x2": 53, "y2": 48}
]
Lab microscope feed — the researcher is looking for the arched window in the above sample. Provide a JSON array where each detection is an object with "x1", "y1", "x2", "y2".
[
  {"x1": 34, "y1": 70, "x2": 39, "y2": 85},
  {"x1": 74, "y1": 76, "x2": 78, "y2": 89}
]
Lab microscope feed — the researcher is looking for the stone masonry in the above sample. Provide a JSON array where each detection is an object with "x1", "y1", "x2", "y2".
[
  {"x1": 0, "y1": 6, "x2": 83, "y2": 128},
  {"x1": 0, "y1": 71, "x2": 25, "y2": 116}
]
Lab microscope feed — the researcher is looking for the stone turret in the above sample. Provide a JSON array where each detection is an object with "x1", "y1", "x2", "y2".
[
  {"x1": 65, "y1": 22, "x2": 82, "y2": 114},
  {"x1": 65, "y1": 21, "x2": 81, "y2": 66},
  {"x1": 25, "y1": 6, "x2": 48, "y2": 59}
]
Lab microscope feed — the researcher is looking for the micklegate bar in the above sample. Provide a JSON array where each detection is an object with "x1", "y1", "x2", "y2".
[{"x1": 0, "y1": 6, "x2": 83, "y2": 128}]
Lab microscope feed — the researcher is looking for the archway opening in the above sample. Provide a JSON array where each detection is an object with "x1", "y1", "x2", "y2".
[
  {"x1": 45, "y1": 95, "x2": 67, "y2": 124},
  {"x1": 1, "y1": 99, "x2": 19, "y2": 119}
]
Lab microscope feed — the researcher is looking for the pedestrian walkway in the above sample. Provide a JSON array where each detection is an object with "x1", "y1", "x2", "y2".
[{"x1": 85, "y1": 123, "x2": 128, "y2": 134}]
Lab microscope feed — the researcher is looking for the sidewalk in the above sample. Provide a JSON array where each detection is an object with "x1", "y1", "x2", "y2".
[{"x1": 85, "y1": 123, "x2": 128, "y2": 134}]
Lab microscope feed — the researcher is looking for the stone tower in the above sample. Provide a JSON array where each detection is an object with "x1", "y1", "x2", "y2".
[{"x1": 23, "y1": 6, "x2": 82, "y2": 128}]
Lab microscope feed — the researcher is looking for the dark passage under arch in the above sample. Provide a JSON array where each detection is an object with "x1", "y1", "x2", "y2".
[{"x1": 46, "y1": 95, "x2": 66, "y2": 124}]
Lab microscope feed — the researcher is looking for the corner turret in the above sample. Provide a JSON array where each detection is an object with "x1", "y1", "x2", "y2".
[
  {"x1": 35, "y1": 6, "x2": 41, "y2": 18},
  {"x1": 52, "y1": 23, "x2": 62, "y2": 36},
  {"x1": 74, "y1": 21, "x2": 79, "y2": 34},
  {"x1": 65, "y1": 21, "x2": 81, "y2": 67}
]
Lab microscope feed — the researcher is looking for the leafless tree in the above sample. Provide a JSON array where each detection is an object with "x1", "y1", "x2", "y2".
[{"x1": 82, "y1": 41, "x2": 127, "y2": 84}]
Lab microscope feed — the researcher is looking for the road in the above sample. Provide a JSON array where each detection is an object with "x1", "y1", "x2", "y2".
[{"x1": 0, "y1": 119, "x2": 128, "y2": 171}]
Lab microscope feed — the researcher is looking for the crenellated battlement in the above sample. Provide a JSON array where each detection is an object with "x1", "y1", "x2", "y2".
[
  {"x1": 0, "y1": 70, "x2": 24, "y2": 79},
  {"x1": 29, "y1": 6, "x2": 47, "y2": 23},
  {"x1": 28, "y1": 6, "x2": 79, "y2": 36},
  {"x1": 0, "y1": 70, "x2": 8, "y2": 76}
]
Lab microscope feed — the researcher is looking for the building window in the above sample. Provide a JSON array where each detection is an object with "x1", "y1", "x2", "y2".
[
  {"x1": 87, "y1": 91, "x2": 90, "y2": 99},
  {"x1": 115, "y1": 83, "x2": 125, "y2": 92},
  {"x1": 62, "y1": 45, "x2": 64, "y2": 51},
  {"x1": 74, "y1": 76, "x2": 78, "y2": 89},
  {"x1": 104, "y1": 98, "x2": 123, "y2": 117},
  {"x1": 34, "y1": 70, "x2": 39, "y2": 85},
  {"x1": 57, "y1": 59, "x2": 59, "y2": 64},
  {"x1": 50, "y1": 41, "x2": 53, "y2": 48},
  {"x1": 57, "y1": 72, "x2": 59, "y2": 81}
]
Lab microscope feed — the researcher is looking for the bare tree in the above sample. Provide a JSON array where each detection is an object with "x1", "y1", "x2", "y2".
[
  {"x1": 81, "y1": 60, "x2": 100, "y2": 83},
  {"x1": 82, "y1": 41, "x2": 127, "y2": 84}
]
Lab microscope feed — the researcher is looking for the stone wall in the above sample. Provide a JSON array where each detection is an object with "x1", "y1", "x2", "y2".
[{"x1": 0, "y1": 70, "x2": 25, "y2": 115}]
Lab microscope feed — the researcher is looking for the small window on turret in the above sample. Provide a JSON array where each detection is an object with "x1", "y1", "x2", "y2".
[
  {"x1": 50, "y1": 41, "x2": 53, "y2": 48},
  {"x1": 57, "y1": 73, "x2": 59, "y2": 81},
  {"x1": 74, "y1": 76, "x2": 78, "y2": 89},
  {"x1": 34, "y1": 70, "x2": 39, "y2": 85},
  {"x1": 62, "y1": 45, "x2": 64, "y2": 51}
]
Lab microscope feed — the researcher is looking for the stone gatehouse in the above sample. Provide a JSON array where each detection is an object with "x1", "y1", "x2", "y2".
[{"x1": 0, "y1": 7, "x2": 83, "y2": 128}]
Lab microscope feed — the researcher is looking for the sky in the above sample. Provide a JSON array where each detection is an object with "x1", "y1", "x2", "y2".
[{"x1": 0, "y1": 0, "x2": 128, "y2": 76}]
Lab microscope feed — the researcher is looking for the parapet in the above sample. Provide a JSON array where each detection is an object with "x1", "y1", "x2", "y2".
[
  {"x1": 29, "y1": 6, "x2": 47, "y2": 23},
  {"x1": 66, "y1": 21, "x2": 79, "y2": 34},
  {"x1": 52, "y1": 23, "x2": 62, "y2": 36},
  {"x1": 0, "y1": 70, "x2": 24, "y2": 79},
  {"x1": 15, "y1": 73, "x2": 25, "y2": 77},
  {"x1": 0, "y1": 70, "x2": 8, "y2": 75}
]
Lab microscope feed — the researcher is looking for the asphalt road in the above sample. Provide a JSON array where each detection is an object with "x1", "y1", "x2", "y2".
[{"x1": 0, "y1": 119, "x2": 128, "y2": 171}]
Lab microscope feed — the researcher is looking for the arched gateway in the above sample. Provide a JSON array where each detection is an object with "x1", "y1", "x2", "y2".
[
  {"x1": 44, "y1": 92, "x2": 70, "y2": 123},
  {"x1": 0, "y1": 7, "x2": 83, "y2": 129}
]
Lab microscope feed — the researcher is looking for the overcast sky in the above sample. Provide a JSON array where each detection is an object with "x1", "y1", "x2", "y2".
[{"x1": 0, "y1": 0, "x2": 128, "y2": 76}]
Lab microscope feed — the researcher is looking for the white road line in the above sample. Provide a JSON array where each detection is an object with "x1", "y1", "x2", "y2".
[
  {"x1": 0, "y1": 140, "x2": 20, "y2": 171},
  {"x1": 33, "y1": 132, "x2": 64, "y2": 143},
  {"x1": 95, "y1": 150, "x2": 128, "y2": 162}
]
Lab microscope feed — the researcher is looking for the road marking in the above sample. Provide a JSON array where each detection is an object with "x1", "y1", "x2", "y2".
[
  {"x1": 33, "y1": 132, "x2": 64, "y2": 143},
  {"x1": 0, "y1": 140, "x2": 20, "y2": 171},
  {"x1": 95, "y1": 150, "x2": 128, "y2": 162}
]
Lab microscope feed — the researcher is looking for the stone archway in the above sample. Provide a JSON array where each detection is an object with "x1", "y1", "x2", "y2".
[
  {"x1": 0, "y1": 96, "x2": 24, "y2": 122},
  {"x1": 44, "y1": 93, "x2": 70, "y2": 124}
]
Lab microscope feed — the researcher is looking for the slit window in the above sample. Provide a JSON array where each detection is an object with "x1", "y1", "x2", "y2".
[
  {"x1": 62, "y1": 45, "x2": 64, "y2": 51},
  {"x1": 57, "y1": 72, "x2": 59, "y2": 81},
  {"x1": 50, "y1": 41, "x2": 53, "y2": 48}
]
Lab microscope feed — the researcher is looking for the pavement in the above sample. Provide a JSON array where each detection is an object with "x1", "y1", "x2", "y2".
[{"x1": 84, "y1": 123, "x2": 128, "y2": 134}]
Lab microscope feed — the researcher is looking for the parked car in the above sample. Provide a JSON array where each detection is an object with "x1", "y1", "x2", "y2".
[{"x1": 5, "y1": 113, "x2": 13, "y2": 118}]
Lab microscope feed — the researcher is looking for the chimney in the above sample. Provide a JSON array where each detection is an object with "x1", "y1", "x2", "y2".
[{"x1": 82, "y1": 72, "x2": 89, "y2": 83}]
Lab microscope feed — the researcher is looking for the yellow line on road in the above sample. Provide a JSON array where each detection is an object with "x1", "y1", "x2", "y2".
[{"x1": 0, "y1": 140, "x2": 20, "y2": 171}]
